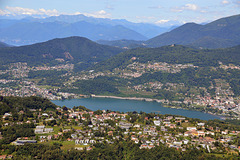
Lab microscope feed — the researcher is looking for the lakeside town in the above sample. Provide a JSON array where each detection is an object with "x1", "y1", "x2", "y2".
[
  {"x1": 0, "y1": 62, "x2": 240, "y2": 119},
  {"x1": 1, "y1": 104, "x2": 240, "y2": 159}
]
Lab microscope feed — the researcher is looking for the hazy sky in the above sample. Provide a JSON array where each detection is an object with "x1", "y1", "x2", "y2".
[{"x1": 0, "y1": 0, "x2": 239, "y2": 24}]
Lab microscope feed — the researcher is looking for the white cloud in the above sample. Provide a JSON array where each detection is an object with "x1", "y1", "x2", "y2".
[
  {"x1": 0, "y1": 6, "x2": 111, "y2": 19},
  {"x1": 0, "y1": 6, "x2": 60, "y2": 16},
  {"x1": 155, "y1": 19, "x2": 170, "y2": 24},
  {"x1": 83, "y1": 10, "x2": 111, "y2": 18},
  {"x1": 222, "y1": 0, "x2": 230, "y2": 4},
  {"x1": 171, "y1": 4, "x2": 199, "y2": 12},
  {"x1": 184, "y1": 4, "x2": 198, "y2": 11}
]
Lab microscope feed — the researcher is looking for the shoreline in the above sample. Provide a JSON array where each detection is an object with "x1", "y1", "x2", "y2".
[
  {"x1": 91, "y1": 95, "x2": 165, "y2": 103},
  {"x1": 91, "y1": 95, "x2": 226, "y2": 120},
  {"x1": 56, "y1": 94, "x2": 226, "y2": 120}
]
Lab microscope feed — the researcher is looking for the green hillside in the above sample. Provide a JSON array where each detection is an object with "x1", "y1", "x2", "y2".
[
  {"x1": 0, "y1": 36, "x2": 124, "y2": 70},
  {"x1": 0, "y1": 96, "x2": 57, "y2": 115},
  {"x1": 93, "y1": 45, "x2": 240, "y2": 71}
]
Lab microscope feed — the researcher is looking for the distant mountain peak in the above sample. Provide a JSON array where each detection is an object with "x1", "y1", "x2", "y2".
[{"x1": 146, "y1": 14, "x2": 240, "y2": 49}]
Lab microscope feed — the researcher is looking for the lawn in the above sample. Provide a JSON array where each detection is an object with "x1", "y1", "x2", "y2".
[
  {"x1": 181, "y1": 122, "x2": 194, "y2": 128},
  {"x1": 61, "y1": 141, "x2": 76, "y2": 150},
  {"x1": 42, "y1": 140, "x2": 76, "y2": 150}
]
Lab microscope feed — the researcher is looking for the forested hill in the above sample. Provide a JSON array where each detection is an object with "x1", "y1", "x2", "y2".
[
  {"x1": 146, "y1": 14, "x2": 240, "y2": 49},
  {"x1": 0, "y1": 96, "x2": 57, "y2": 116},
  {"x1": 0, "y1": 36, "x2": 124, "y2": 70},
  {"x1": 92, "y1": 45, "x2": 240, "y2": 71}
]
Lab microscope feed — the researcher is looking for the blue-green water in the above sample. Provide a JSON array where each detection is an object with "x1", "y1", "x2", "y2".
[{"x1": 52, "y1": 98, "x2": 221, "y2": 120}]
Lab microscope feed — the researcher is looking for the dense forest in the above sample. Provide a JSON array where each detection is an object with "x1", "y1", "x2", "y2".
[
  {"x1": 61, "y1": 76, "x2": 127, "y2": 95},
  {"x1": 0, "y1": 96, "x2": 57, "y2": 115}
]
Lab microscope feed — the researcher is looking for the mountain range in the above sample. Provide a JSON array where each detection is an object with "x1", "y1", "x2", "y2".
[
  {"x1": 0, "y1": 14, "x2": 240, "y2": 48},
  {"x1": 99, "y1": 14, "x2": 240, "y2": 49},
  {"x1": 0, "y1": 14, "x2": 169, "y2": 46}
]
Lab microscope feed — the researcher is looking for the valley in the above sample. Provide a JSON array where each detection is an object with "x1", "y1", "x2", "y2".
[{"x1": 0, "y1": 43, "x2": 239, "y2": 119}]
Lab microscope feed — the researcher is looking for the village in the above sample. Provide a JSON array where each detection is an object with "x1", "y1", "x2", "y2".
[{"x1": 2, "y1": 106, "x2": 240, "y2": 156}]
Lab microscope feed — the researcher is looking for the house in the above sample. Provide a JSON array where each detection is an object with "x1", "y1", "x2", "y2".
[
  {"x1": 140, "y1": 143, "x2": 148, "y2": 149},
  {"x1": 108, "y1": 131, "x2": 113, "y2": 136},
  {"x1": 197, "y1": 123, "x2": 205, "y2": 126},
  {"x1": 148, "y1": 144, "x2": 155, "y2": 149},
  {"x1": 187, "y1": 127, "x2": 197, "y2": 131},
  {"x1": 175, "y1": 117, "x2": 185, "y2": 121},
  {"x1": 44, "y1": 128, "x2": 53, "y2": 133},
  {"x1": 197, "y1": 130, "x2": 205, "y2": 136},
  {"x1": 71, "y1": 134, "x2": 78, "y2": 139},
  {"x1": 201, "y1": 137, "x2": 216, "y2": 144},
  {"x1": 15, "y1": 140, "x2": 37, "y2": 145},
  {"x1": 173, "y1": 141, "x2": 182, "y2": 146},
  {"x1": 47, "y1": 135, "x2": 52, "y2": 140},
  {"x1": 42, "y1": 113, "x2": 49, "y2": 116},
  {"x1": 184, "y1": 130, "x2": 198, "y2": 137},
  {"x1": 119, "y1": 122, "x2": 132, "y2": 129},
  {"x1": 40, "y1": 136, "x2": 47, "y2": 139},
  {"x1": 89, "y1": 140, "x2": 96, "y2": 144},
  {"x1": 153, "y1": 120, "x2": 161, "y2": 126},
  {"x1": 35, "y1": 128, "x2": 44, "y2": 134},
  {"x1": 166, "y1": 116, "x2": 173, "y2": 120},
  {"x1": 0, "y1": 155, "x2": 6, "y2": 159},
  {"x1": 165, "y1": 123, "x2": 176, "y2": 128},
  {"x1": 183, "y1": 139, "x2": 189, "y2": 144},
  {"x1": 134, "y1": 124, "x2": 141, "y2": 128},
  {"x1": 75, "y1": 139, "x2": 84, "y2": 144},
  {"x1": 36, "y1": 125, "x2": 45, "y2": 129}
]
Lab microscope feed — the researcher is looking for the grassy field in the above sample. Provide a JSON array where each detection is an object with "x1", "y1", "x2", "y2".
[
  {"x1": 72, "y1": 126, "x2": 83, "y2": 130},
  {"x1": 42, "y1": 140, "x2": 89, "y2": 150},
  {"x1": 61, "y1": 141, "x2": 75, "y2": 150},
  {"x1": 181, "y1": 122, "x2": 194, "y2": 128}
]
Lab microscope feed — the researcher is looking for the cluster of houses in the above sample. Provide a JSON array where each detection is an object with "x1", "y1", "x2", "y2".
[
  {"x1": 34, "y1": 125, "x2": 54, "y2": 134},
  {"x1": 127, "y1": 61, "x2": 196, "y2": 74},
  {"x1": 3, "y1": 104, "x2": 240, "y2": 155},
  {"x1": 29, "y1": 108, "x2": 240, "y2": 153}
]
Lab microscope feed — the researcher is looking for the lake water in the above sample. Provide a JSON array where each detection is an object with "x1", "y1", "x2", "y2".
[{"x1": 52, "y1": 97, "x2": 221, "y2": 120}]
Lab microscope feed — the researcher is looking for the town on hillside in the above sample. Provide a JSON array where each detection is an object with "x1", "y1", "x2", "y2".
[{"x1": 1, "y1": 104, "x2": 240, "y2": 157}]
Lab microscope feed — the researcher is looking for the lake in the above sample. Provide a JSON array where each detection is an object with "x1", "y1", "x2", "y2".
[{"x1": 52, "y1": 97, "x2": 221, "y2": 120}]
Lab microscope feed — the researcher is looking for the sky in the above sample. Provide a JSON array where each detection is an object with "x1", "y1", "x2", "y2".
[{"x1": 0, "y1": 0, "x2": 239, "y2": 25}]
